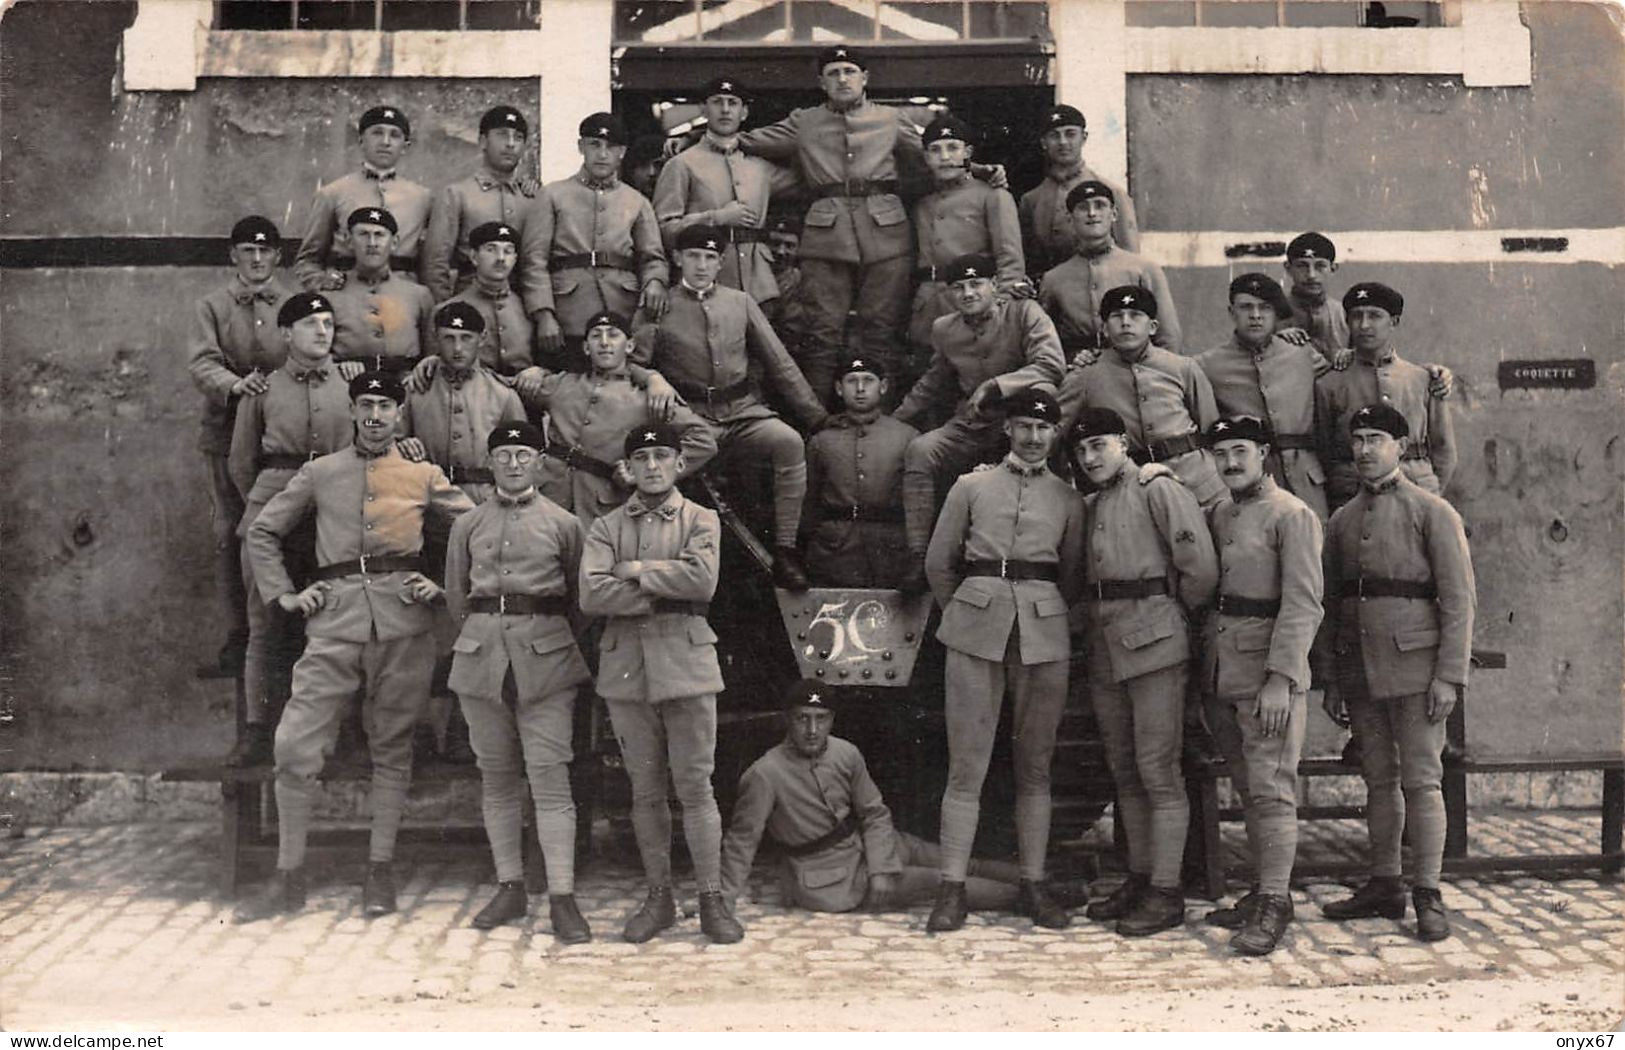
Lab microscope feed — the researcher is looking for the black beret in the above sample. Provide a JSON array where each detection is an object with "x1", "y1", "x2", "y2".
[
  {"x1": 624, "y1": 420, "x2": 684, "y2": 458},
  {"x1": 817, "y1": 45, "x2": 866, "y2": 71},
  {"x1": 1228, "y1": 273, "x2": 1293, "y2": 317},
  {"x1": 1070, "y1": 407, "x2": 1128, "y2": 441},
  {"x1": 768, "y1": 215, "x2": 803, "y2": 235},
  {"x1": 1064, "y1": 179, "x2": 1115, "y2": 212},
  {"x1": 583, "y1": 310, "x2": 631, "y2": 337},
  {"x1": 479, "y1": 105, "x2": 528, "y2": 137},
  {"x1": 836, "y1": 354, "x2": 887, "y2": 380},
  {"x1": 277, "y1": 293, "x2": 333, "y2": 328},
  {"x1": 1349, "y1": 403, "x2": 1410, "y2": 440},
  {"x1": 435, "y1": 301, "x2": 486, "y2": 334},
  {"x1": 1100, "y1": 285, "x2": 1158, "y2": 321},
  {"x1": 700, "y1": 75, "x2": 751, "y2": 102},
  {"x1": 1344, "y1": 282, "x2": 1404, "y2": 317},
  {"x1": 943, "y1": 253, "x2": 996, "y2": 284},
  {"x1": 922, "y1": 113, "x2": 978, "y2": 148},
  {"x1": 1042, "y1": 104, "x2": 1087, "y2": 132},
  {"x1": 1286, "y1": 232, "x2": 1337, "y2": 263},
  {"x1": 577, "y1": 112, "x2": 627, "y2": 145},
  {"x1": 230, "y1": 215, "x2": 281, "y2": 247},
  {"x1": 487, "y1": 419, "x2": 545, "y2": 453},
  {"x1": 347, "y1": 207, "x2": 398, "y2": 235},
  {"x1": 1207, "y1": 415, "x2": 1274, "y2": 446},
  {"x1": 676, "y1": 225, "x2": 726, "y2": 253},
  {"x1": 782, "y1": 679, "x2": 834, "y2": 711},
  {"x1": 349, "y1": 370, "x2": 406, "y2": 404},
  {"x1": 1004, "y1": 386, "x2": 1060, "y2": 423},
  {"x1": 468, "y1": 221, "x2": 519, "y2": 250},
  {"x1": 358, "y1": 105, "x2": 410, "y2": 139}
]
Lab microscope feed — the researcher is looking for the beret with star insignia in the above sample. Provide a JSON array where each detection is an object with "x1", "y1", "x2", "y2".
[
  {"x1": 1041, "y1": 104, "x2": 1087, "y2": 133},
  {"x1": 1350, "y1": 402, "x2": 1410, "y2": 440},
  {"x1": 624, "y1": 420, "x2": 683, "y2": 458},
  {"x1": 486, "y1": 418, "x2": 545, "y2": 453},
  {"x1": 1070, "y1": 406, "x2": 1128, "y2": 442},
  {"x1": 1004, "y1": 386, "x2": 1060, "y2": 423},
  {"x1": 277, "y1": 293, "x2": 333, "y2": 328},
  {"x1": 347, "y1": 207, "x2": 399, "y2": 235},
  {"x1": 783, "y1": 679, "x2": 834, "y2": 711},
  {"x1": 348, "y1": 369, "x2": 405, "y2": 404},
  {"x1": 1227, "y1": 272, "x2": 1292, "y2": 317},
  {"x1": 468, "y1": 221, "x2": 518, "y2": 250},
  {"x1": 435, "y1": 301, "x2": 486, "y2": 334},
  {"x1": 676, "y1": 225, "x2": 726, "y2": 254},
  {"x1": 922, "y1": 113, "x2": 978, "y2": 148},
  {"x1": 1343, "y1": 281, "x2": 1403, "y2": 317},
  {"x1": 1207, "y1": 414, "x2": 1273, "y2": 447},
  {"x1": 944, "y1": 253, "x2": 995, "y2": 285},
  {"x1": 230, "y1": 215, "x2": 281, "y2": 248},
  {"x1": 1286, "y1": 231, "x2": 1337, "y2": 263},
  {"x1": 578, "y1": 112, "x2": 628, "y2": 145},
  {"x1": 836, "y1": 354, "x2": 888, "y2": 380},
  {"x1": 700, "y1": 75, "x2": 752, "y2": 103},
  {"x1": 1064, "y1": 179, "x2": 1115, "y2": 212},
  {"x1": 479, "y1": 105, "x2": 529, "y2": 137},
  {"x1": 359, "y1": 105, "x2": 411, "y2": 139},
  {"x1": 583, "y1": 311, "x2": 631, "y2": 338},
  {"x1": 817, "y1": 45, "x2": 866, "y2": 72},
  {"x1": 1099, "y1": 284, "x2": 1158, "y2": 321}
]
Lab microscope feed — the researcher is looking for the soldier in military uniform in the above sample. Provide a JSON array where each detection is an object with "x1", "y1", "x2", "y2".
[
  {"x1": 327, "y1": 208, "x2": 437, "y2": 375},
  {"x1": 294, "y1": 105, "x2": 431, "y2": 292},
  {"x1": 1199, "y1": 415, "x2": 1324, "y2": 955},
  {"x1": 443, "y1": 420, "x2": 593, "y2": 942},
  {"x1": 895, "y1": 254, "x2": 1066, "y2": 592},
  {"x1": 654, "y1": 76, "x2": 798, "y2": 310},
  {"x1": 188, "y1": 215, "x2": 290, "y2": 680},
  {"x1": 439, "y1": 221, "x2": 535, "y2": 379},
  {"x1": 1315, "y1": 404, "x2": 1475, "y2": 942},
  {"x1": 1315, "y1": 283, "x2": 1457, "y2": 509},
  {"x1": 530, "y1": 311, "x2": 715, "y2": 526},
  {"x1": 224, "y1": 293, "x2": 355, "y2": 765},
  {"x1": 721, "y1": 682, "x2": 1024, "y2": 916},
  {"x1": 632, "y1": 225, "x2": 828, "y2": 590},
  {"x1": 234, "y1": 370, "x2": 475, "y2": 922},
  {"x1": 421, "y1": 105, "x2": 535, "y2": 305},
  {"x1": 921, "y1": 387, "x2": 1084, "y2": 933},
  {"x1": 1071, "y1": 407, "x2": 1218, "y2": 937},
  {"x1": 1018, "y1": 104, "x2": 1139, "y2": 278},
  {"x1": 1038, "y1": 181, "x2": 1180, "y2": 357},
  {"x1": 520, "y1": 113, "x2": 668, "y2": 370},
  {"x1": 732, "y1": 46, "x2": 924, "y2": 394},
  {"x1": 802, "y1": 355, "x2": 917, "y2": 588},
  {"x1": 579, "y1": 422, "x2": 743, "y2": 945},
  {"x1": 906, "y1": 114, "x2": 1027, "y2": 375},
  {"x1": 1278, "y1": 232, "x2": 1347, "y2": 357}
]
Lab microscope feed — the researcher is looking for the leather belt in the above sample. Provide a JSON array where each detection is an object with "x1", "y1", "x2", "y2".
[
  {"x1": 818, "y1": 504, "x2": 905, "y2": 524},
  {"x1": 613, "y1": 599, "x2": 711, "y2": 618},
  {"x1": 719, "y1": 226, "x2": 771, "y2": 245},
  {"x1": 1216, "y1": 594, "x2": 1281, "y2": 618},
  {"x1": 914, "y1": 265, "x2": 943, "y2": 282},
  {"x1": 334, "y1": 254, "x2": 418, "y2": 273},
  {"x1": 964, "y1": 559, "x2": 1060, "y2": 582},
  {"x1": 1083, "y1": 577, "x2": 1169, "y2": 601},
  {"x1": 777, "y1": 812, "x2": 859, "y2": 858},
  {"x1": 445, "y1": 464, "x2": 495, "y2": 485},
  {"x1": 1271, "y1": 432, "x2": 1316, "y2": 451},
  {"x1": 550, "y1": 251, "x2": 637, "y2": 271},
  {"x1": 541, "y1": 443, "x2": 617, "y2": 481},
  {"x1": 468, "y1": 593, "x2": 571, "y2": 616},
  {"x1": 1130, "y1": 433, "x2": 1205, "y2": 464},
  {"x1": 810, "y1": 179, "x2": 900, "y2": 200},
  {"x1": 671, "y1": 375, "x2": 754, "y2": 405},
  {"x1": 336, "y1": 354, "x2": 417, "y2": 374},
  {"x1": 1338, "y1": 578, "x2": 1437, "y2": 600},
  {"x1": 260, "y1": 452, "x2": 319, "y2": 470},
  {"x1": 311, "y1": 554, "x2": 425, "y2": 581}
]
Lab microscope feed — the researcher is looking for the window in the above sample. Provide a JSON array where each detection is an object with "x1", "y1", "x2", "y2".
[
  {"x1": 214, "y1": 0, "x2": 543, "y2": 31},
  {"x1": 613, "y1": 0, "x2": 1047, "y2": 45},
  {"x1": 1124, "y1": 1, "x2": 1451, "y2": 29}
]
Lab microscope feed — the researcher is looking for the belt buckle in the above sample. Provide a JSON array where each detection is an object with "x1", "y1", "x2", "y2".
[
  {"x1": 848, "y1": 505, "x2": 861, "y2": 521},
  {"x1": 588, "y1": 249, "x2": 598, "y2": 268},
  {"x1": 1092, "y1": 580, "x2": 1105, "y2": 601},
  {"x1": 999, "y1": 558, "x2": 1009, "y2": 580},
  {"x1": 357, "y1": 553, "x2": 369, "y2": 576},
  {"x1": 1356, "y1": 577, "x2": 1366, "y2": 599},
  {"x1": 498, "y1": 593, "x2": 509, "y2": 614}
]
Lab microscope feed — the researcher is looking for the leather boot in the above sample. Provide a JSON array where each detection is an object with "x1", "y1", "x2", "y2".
[
  {"x1": 1086, "y1": 872, "x2": 1149, "y2": 922},
  {"x1": 1117, "y1": 885, "x2": 1186, "y2": 937},
  {"x1": 925, "y1": 879, "x2": 968, "y2": 932},
  {"x1": 1204, "y1": 889, "x2": 1261, "y2": 930},
  {"x1": 1340, "y1": 733, "x2": 1364, "y2": 768},
  {"x1": 224, "y1": 723, "x2": 275, "y2": 768},
  {"x1": 471, "y1": 880, "x2": 528, "y2": 930},
  {"x1": 772, "y1": 546, "x2": 811, "y2": 592},
  {"x1": 1016, "y1": 880, "x2": 1072, "y2": 929},
  {"x1": 622, "y1": 885, "x2": 677, "y2": 943},
  {"x1": 1322, "y1": 876, "x2": 1406, "y2": 921},
  {"x1": 232, "y1": 868, "x2": 306, "y2": 924},
  {"x1": 698, "y1": 891, "x2": 744, "y2": 944},
  {"x1": 196, "y1": 642, "x2": 246, "y2": 680},
  {"x1": 362, "y1": 862, "x2": 397, "y2": 918},
  {"x1": 1412, "y1": 887, "x2": 1451, "y2": 942},
  {"x1": 549, "y1": 894, "x2": 593, "y2": 945},
  {"x1": 1048, "y1": 877, "x2": 1093, "y2": 910},
  {"x1": 1230, "y1": 893, "x2": 1294, "y2": 956}
]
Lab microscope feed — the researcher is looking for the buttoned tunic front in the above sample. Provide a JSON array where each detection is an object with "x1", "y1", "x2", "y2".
[
  {"x1": 1315, "y1": 349, "x2": 1457, "y2": 499},
  {"x1": 1287, "y1": 291, "x2": 1349, "y2": 356},
  {"x1": 328, "y1": 270, "x2": 436, "y2": 368},
  {"x1": 803, "y1": 412, "x2": 918, "y2": 587},
  {"x1": 654, "y1": 135, "x2": 798, "y2": 303},
  {"x1": 399, "y1": 366, "x2": 525, "y2": 504},
  {"x1": 227, "y1": 360, "x2": 356, "y2": 520},
  {"x1": 420, "y1": 164, "x2": 535, "y2": 304},
  {"x1": 445, "y1": 280, "x2": 535, "y2": 376},
  {"x1": 1037, "y1": 244, "x2": 1181, "y2": 353},
  {"x1": 188, "y1": 275, "x2": 291, "y2": 454},
  {"x1": 907, "y1": 176, "x2": 1025, "y2": 347},
  {"x1": 293, "y1": 168, "x2": 433, "y2": 290}
]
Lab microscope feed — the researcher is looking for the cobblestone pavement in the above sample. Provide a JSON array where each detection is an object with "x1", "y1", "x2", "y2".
[{"x1": 2, "y1": 811, "x2": 1621, "y2": 1031}]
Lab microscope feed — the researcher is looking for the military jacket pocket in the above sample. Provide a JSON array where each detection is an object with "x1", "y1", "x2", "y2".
[
  {"x1": 803, "y1": 199, "x2": 840, "y2": 229},
  {"x1": 1393, "y1": 627, "x2": 1440, "y2": 653},
  {"x1": 800, "y1": 864, "x2": 851, "y2": 889},
  {"x1": 550, "y1": 271, "x2": 583, "y2": 295},
  {"x1": 1034, "y1": 596, "x2": 1068, "y2": 619},
  {"x1": 866, "y1": 195, "x2": 907, "y2": 227},
  {"x1": 1232, "y1": 620, "x2": 1275, "y2": 653},
  {"x1": 952, "y1": 582, "x2": 995, "y2": 609},
  {"x1": 451, "y1": 636, "x2": 482, "y2": 654},
  {"x1": 687, "y1": 620, "x2": 719, "y2": 646}
]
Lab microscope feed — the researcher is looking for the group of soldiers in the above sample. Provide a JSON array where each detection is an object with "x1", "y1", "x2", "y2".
[{"x1": 192, "y1": 46, "x2": 1476, "y2": 957}]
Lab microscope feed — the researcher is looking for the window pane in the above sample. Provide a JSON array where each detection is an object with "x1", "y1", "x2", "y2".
[
  {"x1": 616, "y1": 1, "x2": 696, "y2": 42},
  {"x1": 380, "y1": 0, "x2": 460, "y2": 30},
  {"x1": 216, "y1": 1, "x2": 297, "y2": 29},
  {"x1": 1125, "y1": 2, "x2": 1197, "y2": 28},
  {"x1": 1199, "y1": 2, "x2": 1280, "y2": 28},
  {"x1": 967, "y1": 1, "x2": 1047, "y2": 39},
  {"x1": 1366, "y1": 2, "x2": 1444, "y2": 27},
  {"x1": 1282, "y1": 1, "x2": 1362, "y2": 27},
  {"x1": 464, "y1": 0, "x2": 542, "y2": 29},
  {"x1": 698, "y1": 0, "x2": 784, "y2": 42},
  {"x1": 881, "y1": 3, "x2": 965, "y2": 42},
  {"x1": 296, "y1": 0, "x2": 376, "y2": 30},
  {"x1": 789, "y1": 0, "x2": 877, "y2": 41}
]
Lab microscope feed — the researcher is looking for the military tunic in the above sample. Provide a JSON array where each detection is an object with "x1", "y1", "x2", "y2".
[
  {"x1": 444, "y1": 280, "x2": 535, "y2": 376},
  {"x1": 399, "y1": 365, "x2": 525, "y2": 506},
  {"x1": 907, "y1": 175, "x2": 1025, "y2": 348},
  {"x1": 1017, "y1": 165, "x2": 1140, "y2": 275},
  {"x1": 1195, "y1": 333, "x2": 1334, "y2": 520},
  {"x1": 293, "y1": 168, "x2": 433, "y2": 290},
  {"x1": 1315, "y1": 350, "x2": 1457, "y2": 505},
  {"x1": 1037, "y1": 244, "x2": 1181, "y2": 354},
  {"x1": 420, "y1": 164, "x2": 535, "y2": 304},
  {"x1": 1286, "y1": 290, "x2": 1349, "y2": 357},
  {"x1": 802, "y1": 412, "x2": 918, "y2": 588},
  {"x1": 327, "y1": 270, "x2": 436, "y2": 371}
]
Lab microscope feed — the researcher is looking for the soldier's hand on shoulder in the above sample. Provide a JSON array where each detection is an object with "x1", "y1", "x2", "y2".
[
  {"x1": 1070, "y1": 347, "x2": 1103, "y2": 369},
  {"x1": 400, "y1": 572, "x2": 443, "y2": 605},
  {"x1": 395, "y1": 437, "x2": 428, "y2": 463},
  {"x1": 643, "y1": 371, "x2": 678, "y2": 419},
  {"x1": 1276, "y1": 326, "x2": 1311, "y2": 348},
  {"x1": 406, "y1": 355, "x2": 440, "y2": 393},
  {"x1": 512, "y1": 366, "x2": 548, "y2": 401},
  {"x1": 969, "y1": 162, "x2": 1009, "y2": 190},
  {"x1": 1330, "y1": 347, "x2": 1355, "y2": 371},
  {"x1": 233, "y1": 370, "x2": 271, "y2": 398},
  {"x1": 1004, "y1": 277, "x2": 1039, "y2": 301},
  {"x1": 1426, "y1": 677, "x2": 1458, "y2": 724},
  {"x1": 335, "y1": 360, "x2": 366, "y2": 382},
  {"x1": 1135, "y1": 462, "x2": 1174, "y2": 486},
  {"x1": 320, "y1": 270, "x2": 348, "y2": 291},
  {"x1": 1427, "y1": 364, "x2": 1454, "y2": 400}
]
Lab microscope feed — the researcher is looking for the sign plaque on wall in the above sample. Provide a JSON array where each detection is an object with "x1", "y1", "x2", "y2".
[{"x1": 1497, "y1": 359, "x2": 1596, "y2": 390}]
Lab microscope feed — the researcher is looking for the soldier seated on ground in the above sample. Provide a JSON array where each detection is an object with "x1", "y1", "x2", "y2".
[
  {"x1": 722, "y1": 682, "x2": 1062, "y2": 917},
  {"x1": 801, "y1": 355, "x2": 918, "y2": 589}
]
